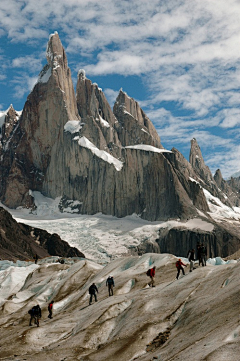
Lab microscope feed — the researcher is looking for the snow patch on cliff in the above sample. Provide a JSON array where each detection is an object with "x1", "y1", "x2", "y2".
[
  {"x1": 76, "y1": 136, "x2": 123, "y2": 171},
  {"x1": 125, "y1": 144, "x2": 172, "y2": 153},
  {"x1": 98, "y1": 115, "x2": 110, "y2": 128},
  {"x1": 64, "y1": 120, "x2": 83, "y2": 134}
]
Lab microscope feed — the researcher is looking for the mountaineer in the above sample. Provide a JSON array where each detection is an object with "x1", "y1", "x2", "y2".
[
  {"x1": 48, "y1": 300, "x2": 54, "y2": 319},
  {"x1": 146, "y1": 266, "x2": 156, "y2": 287},
  {"x1": 187, "y1": 249, "x2": 195, "y2": 272},
  {"x1": 29, "y1": 304, "x2": 42, "y2": 327},
  {"x1": 106, "y1": 276, "x2": 115, "y2": 296},
  {"x1": 176, "y1": 259, "x2": 187, "y2": 279},
  {"x1": 89, "y1": 283, "x2": 98, "y2": 305}
]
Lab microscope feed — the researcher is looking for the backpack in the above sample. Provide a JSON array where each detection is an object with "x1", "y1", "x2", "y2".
[
  {"x1": 28, "y1": 306, "x2": 37, "y2": 315},
  {"x1": 176, "y1": 260, "x2": 181, "y2": 268},
  {"x1": 107, "y1": 277, "x2": 114, "y2": 285},
  {"x1": 146, "y1": 269, "x2": 151, "y2": 276}
]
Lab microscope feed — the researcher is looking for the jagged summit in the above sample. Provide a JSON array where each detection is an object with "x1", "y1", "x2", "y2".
[
  {"x1": 38, "y1": 32, "x2": 70, "y2": 85},
  {"x1": 214, "y1": 168, "x2": 223, "y2": 185},
  {"x1": 46, "y1": 31, "x2": 67, "y2": 69},
  {"x1": 78, "y1": 68, "x2": 86, "y2": 81},
  {"x1": 0, "y1": 104, "x2": 20, "y2": 151},
  {"x1": 189, "y1": 138, "x2": 213, "y2": 183},
  {"x1": 113, "y1": 89, "x2": 162, "y2": 148}
]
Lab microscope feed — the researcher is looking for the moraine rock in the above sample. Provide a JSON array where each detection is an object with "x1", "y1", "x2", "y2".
[
  {"x1": 156, "y1": 223, "x2": 240, "y2": 258},
  {"x1": 0, "y1": 206, "x2": 84, "y2": 261},
  {"x1": 131, "y1": 219, "x2": 240, "y2": 259}
]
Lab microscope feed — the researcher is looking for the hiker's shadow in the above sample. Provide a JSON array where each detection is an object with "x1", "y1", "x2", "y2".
[{"x1": 79, "y1": 305, "x2": 90, "y2": 310}]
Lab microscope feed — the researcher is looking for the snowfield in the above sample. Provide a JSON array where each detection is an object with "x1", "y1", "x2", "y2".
[{"x1": 0, "y1": 254, "x2": 239, "y2": 361}]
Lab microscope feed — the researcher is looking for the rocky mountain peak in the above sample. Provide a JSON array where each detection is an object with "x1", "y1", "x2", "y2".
[
  {"x1": 113, "y1": 89, "x2": 162, "y2": 148},
  {"x1": 113, "y1": 88, "x2": 144, "y2": 121},
  {"x1": 189, "y1": 138, "x2": 213, "y2": 183},
  {"x1": 76, "y1": 70, "x2": 112, "y2": 121},
  {"x1": 7, "y1": 104, "x2": 15, "y2": 114},
  {"x1": 0, "y1": 33, "x2": 80, "y2": 208},
  {"x1": 0, "y1": 104, "x2": 20, "y2": 151},
  {"x1": 76, "y1": 70, "x2": 122, "y2": 156},
  {"x1": 214, "y1": 168, "x2": 223, "y2": 186},
  {"x1": 46, "y1": 31, "x2": 68, "y2": 70},
  {"x1": 78, "y1": 69, "x2": 86, "y2": 82},
  {"x1": 189, "y1": 140, "x2": 240, "y2": 207},
  {"x1": 189, "y1": 138, "x2": 204, "y2": 162}
]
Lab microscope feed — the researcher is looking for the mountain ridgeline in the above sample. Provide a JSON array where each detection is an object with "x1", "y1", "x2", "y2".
[{"x1": 0, "y1": 32, "x2": 240, "y2": 258}]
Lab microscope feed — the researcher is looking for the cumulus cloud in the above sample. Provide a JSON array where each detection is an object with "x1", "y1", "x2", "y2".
[
  {"x1": 219, "y1": 108, "x2": 240, "y2": 128},
  {"x1": 11, "y1": 74, "x2": 38, "y2": 99},
  {"x1": 103, "y1": 88, "x2": 119, "y2": 107},
  {"x1": 205, "y1": 144, "x2": 240, "y2": 177},
  {"x1": 12, "y1": 55, "x2": 44, "y2": 72}
]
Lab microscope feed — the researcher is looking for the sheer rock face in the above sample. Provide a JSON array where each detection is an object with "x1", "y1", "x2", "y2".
[
  {"x1": 44, "y1": 130, "x2": 198, "y2": 220},
  {"x1": 76, "y1": 72, "x2": 122, "y2": 157},
  {"x1": 168, "y1": 148, "x2": 209, "y2": 212},
  {"x1": 113, "y1": 90, "x2": 162, "y2": 148}
]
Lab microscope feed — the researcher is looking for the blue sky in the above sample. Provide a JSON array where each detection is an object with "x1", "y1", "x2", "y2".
[{"x1": 0, "y1": 0, "x2": 239, "y2": 178}]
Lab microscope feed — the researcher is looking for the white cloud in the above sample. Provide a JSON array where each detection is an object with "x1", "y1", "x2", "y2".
[
  {"x1": 219, "y1": 108, "x2": 240, "y2": 128},
  {"x1": 12, "y1": 55, "x2": 43, "y2": 72},
  {"x1": 103, "y1": 88, "x2": 120, "y2": 107},
  {"x1": 205, "y1": 144, "x2": 240, "y2": 178},
  {"x1": 11, "y1": 74, "x2": 38, "y2": 99}
]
